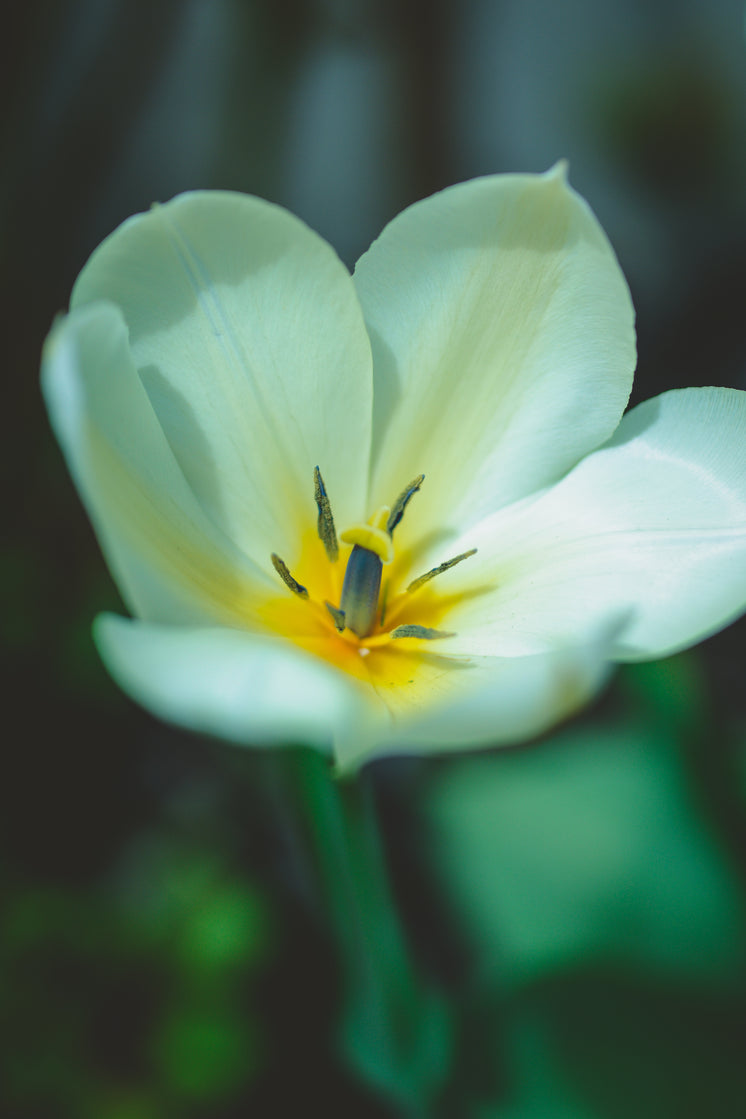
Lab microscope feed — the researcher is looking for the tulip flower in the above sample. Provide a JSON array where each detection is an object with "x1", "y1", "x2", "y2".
[{"x1": 42, "y1": 166, "x2": 746, "y2": 770}]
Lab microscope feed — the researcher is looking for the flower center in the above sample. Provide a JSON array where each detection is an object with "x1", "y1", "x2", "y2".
[{"x1": 262, "y1": 468, "x2": 476, "y2": 685}]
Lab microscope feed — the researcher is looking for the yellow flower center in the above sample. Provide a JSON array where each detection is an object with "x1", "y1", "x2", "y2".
[{"x1": 260, "y1": 469, "x2": 476, "y2": 689}]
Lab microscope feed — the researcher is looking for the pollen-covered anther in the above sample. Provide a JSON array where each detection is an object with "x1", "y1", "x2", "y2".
[
  {"x1": 406, "y1": 548, "x2": 478, "y2": 594},
  {"x1": 325, "y1": 602, "x2": 346, "y2": 631},
  {"x1": 271, "y1": 553, "x2": 308, "y2": 599},
  {"x1": 386, "y1": 474, "x2": 425, "y2": 534},
  {"x1": 314, "y1": 466, "x2": 339, "y2": 562},
  {"x1": 391, "y1": 625, "x2": 455, "y2": 640}
]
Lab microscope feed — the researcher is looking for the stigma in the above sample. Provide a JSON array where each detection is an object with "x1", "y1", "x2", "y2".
[{"x1": 270, "y1": 468, "x2": 476, "y2": 649}]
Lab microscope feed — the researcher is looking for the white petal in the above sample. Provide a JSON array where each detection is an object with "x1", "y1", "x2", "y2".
[
  {"x1": 353, "y1": 165, "x2": 635, "y2": 538},
  {"x1": 445, "y1": 388, "x2": 746, "y2": 660},
  {"x1": 71, "y1": 191, "x2": 373, "y2": 565},
  {"x1": 95, "y1": 614, "x2": 368, "y2": 752},
  {"x1": 42, "y1": 303, "x2": 268, "y2": 626},
  {"x1": 335, "y1": 616, "x2": 621, "y2": 771}
]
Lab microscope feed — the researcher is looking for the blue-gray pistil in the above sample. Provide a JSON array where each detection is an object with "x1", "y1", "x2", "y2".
[{"x1": 338, "y1": 544, "x2": 383, "y2": 637}]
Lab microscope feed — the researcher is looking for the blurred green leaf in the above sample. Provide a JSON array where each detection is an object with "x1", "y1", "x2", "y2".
[
  {"x1": 150, "y1": 1005, "x2": 257, "y2": 1101},
  {"x1": 179, "y1": 880, "x2": 268, "y2": 971},
  {"x1": 1, "y1": 830, "x2": 271, "y2": 1116},
  {"x1": 618, "y1": 652, "x2": 708, "y2": 736},
  {"x1": 474, "y1": 973, "x2": 745, "y2": 1119},
  {"x1": 113, "y1": 832, "x2": 270, "y2": 974},
  {"x1": 426, "y1": 718, "x2": 745, "y2": 988},
  {"x1": 82, "y1": 1088, "x2": 162, "y2": 1119}
]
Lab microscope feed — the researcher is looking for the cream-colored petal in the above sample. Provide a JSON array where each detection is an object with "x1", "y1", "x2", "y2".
[
  {"x1": 42, "y1": 303, "x2": 268, "y2": 626},
  {"x1": 335, "y1": 618, "x2": 620, "y2": 772},
  {"x1": 72, "y1": 191, "x2": 373, "y2": 566},
  {"x1": 354, "y1": 165, "x2": 635, "y2": 543},
  {"x1": 95, "y1": 614, "x2": 367, "y2": 753},
  {"x1": 443, "y1": 388, "x2": 746, "y2": 660}
]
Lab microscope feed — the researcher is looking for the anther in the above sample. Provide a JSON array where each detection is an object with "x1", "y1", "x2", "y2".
[
  {"x1": 314, "y1": 466, "x2": 338, "y2": 562},
  {"x1": 271, "y1": 553, "x2": 308, "y2": 599},
  {"x1": 386, "y1": 474, "x2": 425, "y2": 534},
  {"x1": 406, "y1": 549, "x2": 477, "y2": 594},
  {"x1": 391, "y1": 625, "x2": 454, "y2": 640},
  {"x1": 325, "y1": 602, "x2": 346, "y2": 631}
]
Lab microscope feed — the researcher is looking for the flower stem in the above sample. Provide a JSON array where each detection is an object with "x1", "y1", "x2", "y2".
[{"x1": 291, "y1": 748, "x2": 451, "y2": 1114}]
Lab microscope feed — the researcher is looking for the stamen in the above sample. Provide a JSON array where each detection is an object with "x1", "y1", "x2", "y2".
[
  {"x1": 270, "y1": 466, "x2": 470, "y2": 653},
  {"x1": 325, "y1": 602, "x2": 346, "y2": 631},
  {"x1": 271, "y1": 553, "x2": 308, "y2": 599},
  {"x1": 391, "y1": 625, "x2": 454, "y2": 639},
  {"x1": 386, "y1": 474, "x2": 425, "y2": 534},
  {"x1": 407, "y1": 548, "x2": 478, "y2": 594},
  {"x1": 314, "y1": 466, "x2": 339, "y2": 562}
]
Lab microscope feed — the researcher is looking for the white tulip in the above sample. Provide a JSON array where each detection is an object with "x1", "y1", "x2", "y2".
[{"x1": 42, "y1": 166, "x2": 746, "y2": 771}]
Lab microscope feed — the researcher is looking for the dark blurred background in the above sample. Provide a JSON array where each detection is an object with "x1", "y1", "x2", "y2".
[{"x1": 3, "y1": 1, "x2": 746, "y2": 1115}]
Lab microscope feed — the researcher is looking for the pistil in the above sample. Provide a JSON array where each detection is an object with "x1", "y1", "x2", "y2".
[{"x1": 338, "y1": 543, "x2": 383, "y2": 636}]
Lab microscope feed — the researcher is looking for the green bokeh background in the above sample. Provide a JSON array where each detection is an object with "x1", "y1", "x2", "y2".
[{"x1": 3, "y1": 1, "x2": 746, "y2": 1115}]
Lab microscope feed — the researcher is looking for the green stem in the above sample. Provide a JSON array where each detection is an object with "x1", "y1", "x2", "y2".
[{"x1": 291, "y1": 748, "x2": 451, "y2": 1114}]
